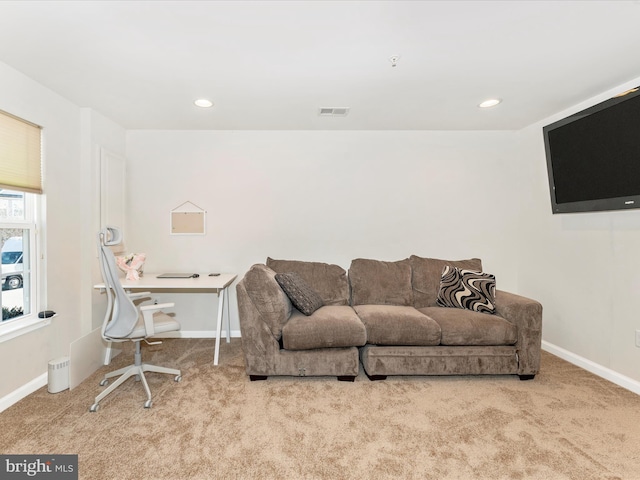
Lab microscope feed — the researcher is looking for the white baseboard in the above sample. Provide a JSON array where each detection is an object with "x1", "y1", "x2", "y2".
[
  {"x1": 0, "y1": 373, "x2": 47, "y2": 413},
  {"x1": 542, "y1": 340, "x2": 640, "y2": 395},
  {"x1": 153, "y1": 330, "x2": 242, "y2": 339}
]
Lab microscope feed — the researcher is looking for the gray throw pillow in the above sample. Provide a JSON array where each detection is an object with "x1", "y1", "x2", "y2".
[
  {"x1": 275, "y1": 272, "x2": 324, "y2": 316},
  {"x1": 436, "y1": 266, "x2": 496, "y2": 314},
  {"x1": 267, "y1": 257, "x2": 349, "y2": 306}
]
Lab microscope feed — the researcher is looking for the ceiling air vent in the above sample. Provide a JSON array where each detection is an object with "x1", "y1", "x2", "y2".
[{"x1": 318, "y1": 107, "x2": 349, "y2": 117}]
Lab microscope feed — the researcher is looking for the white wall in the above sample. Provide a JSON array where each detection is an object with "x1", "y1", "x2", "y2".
[
  {"x1": 126, "y1": 130, "x2": 523, "y2": 334},
  {"x1": 81, "y1": 109, "x2": 127, "y2": 332},
  {"x1": 0, "y1": 61, "x2": 125, "y2": 401},
  {"x1": 517, "y1": 78, "x2": 640, "y2": 385},
  {"x1": 0, "y1": 61, "x2": 82, "y2": 398}
]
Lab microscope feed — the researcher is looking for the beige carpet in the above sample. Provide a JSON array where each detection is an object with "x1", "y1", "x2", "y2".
[{"x1": 1, "y1": 338, "x2": 639, "y2": 480}]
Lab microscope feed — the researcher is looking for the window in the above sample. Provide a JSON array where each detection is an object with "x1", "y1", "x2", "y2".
[
  {"x1": 0, "y1": 110, "x2": 43, "y2": 342},
  {"x1": 0, "y1": 189, "x2": 41, "y2": 340}
]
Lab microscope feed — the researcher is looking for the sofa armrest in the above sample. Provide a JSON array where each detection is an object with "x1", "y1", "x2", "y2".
[
  {"x1": 495, "y1": 289, "x2": 543, "y2": 376},
  {"x1": 236, "y1": 280, "x2": 283, "y2": 375}
]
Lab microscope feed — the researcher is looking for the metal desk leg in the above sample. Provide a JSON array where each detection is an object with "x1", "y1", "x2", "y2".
[
  {"x1": 225, "y1": 286, "x2": 231, "y2": 343},
  {"x1": 214, "y1": 287, "x2": 225, "y2": 365}
]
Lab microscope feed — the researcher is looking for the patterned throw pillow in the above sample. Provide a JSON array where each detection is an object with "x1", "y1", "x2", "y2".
[
  {"x1": 275, "y1": 272, "x2": 325, "y2": 316},
  {"x1": 436, "y1": 266, "x2": 496, "y2": 314}
]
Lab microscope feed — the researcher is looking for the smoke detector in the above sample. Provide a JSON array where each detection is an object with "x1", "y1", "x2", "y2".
[{"x1": 318, "y1": 107, "x2": 350, "y2": 117}]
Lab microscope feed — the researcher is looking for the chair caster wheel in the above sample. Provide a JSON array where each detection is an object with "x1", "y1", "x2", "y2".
[
  {"x1": 175, "y1": 375, "x2": 182, "y2": 382},
  {"x1": 144, "y1": 400, "x2": 152, "y2": 409},
  {"x1": 89, "y1": 404, "x2": 100, "y2": 412},
  {"x1": 99, "y1": 379, "x2": 109, "y2": 387}
]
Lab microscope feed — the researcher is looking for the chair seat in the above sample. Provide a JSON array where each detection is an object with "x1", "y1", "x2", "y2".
[{"x1": 128, "y1": 311, "x2": 180, "y2": 339}]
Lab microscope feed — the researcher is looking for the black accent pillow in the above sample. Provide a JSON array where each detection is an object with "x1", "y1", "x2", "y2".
[
  {"x1": 275, "y1": 272, "x2": 324, "y2": 316},
  {"x1": 436, "y1": 266, "x2": 496, "y2": 314}
]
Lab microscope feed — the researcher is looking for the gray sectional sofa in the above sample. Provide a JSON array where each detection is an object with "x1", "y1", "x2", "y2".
[{"x1": 236, "y1": 256, "x2": 542, "y2": 382}]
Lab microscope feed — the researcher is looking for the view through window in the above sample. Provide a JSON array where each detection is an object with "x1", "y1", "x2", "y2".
[{"x1": 1, "y1": 189, "x2": 35, "y2": 323}]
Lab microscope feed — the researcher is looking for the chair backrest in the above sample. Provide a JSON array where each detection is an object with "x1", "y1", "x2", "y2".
[{"x1": 98, "y1": 228, "x2": 140, "y2": 340}]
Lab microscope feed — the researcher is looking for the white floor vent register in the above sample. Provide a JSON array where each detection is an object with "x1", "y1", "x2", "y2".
[{"x1": 48, "y1": 356, "x2": 70, "y2": 393}]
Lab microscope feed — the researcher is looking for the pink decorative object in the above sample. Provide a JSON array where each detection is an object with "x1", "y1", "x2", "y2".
[{"x1": 115, "y1": 253, "x2": 146, "y2": 281}]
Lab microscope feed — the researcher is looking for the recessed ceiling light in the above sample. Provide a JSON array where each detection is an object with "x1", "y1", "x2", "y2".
[
  {"x1": 478, "y1": 98, "x2": 502, "y2": 108},
  {"x1": 194, "y1": 98, "x2": 214, "y2": 108}
]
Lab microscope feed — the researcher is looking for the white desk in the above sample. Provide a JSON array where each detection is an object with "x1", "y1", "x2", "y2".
[{"x1": 94, "y1": 273, "x2": 237, "y2": 365}]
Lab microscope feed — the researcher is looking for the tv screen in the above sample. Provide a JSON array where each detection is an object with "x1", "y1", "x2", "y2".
[{"x1": 543, "y1": 87, "x2": 640, "y2": 214}]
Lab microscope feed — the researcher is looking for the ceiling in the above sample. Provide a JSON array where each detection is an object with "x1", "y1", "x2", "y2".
[{"x1": 0, "y1": 0, "x2": 639, "y2": 131}]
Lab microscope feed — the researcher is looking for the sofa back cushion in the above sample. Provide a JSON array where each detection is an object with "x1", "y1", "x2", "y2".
[
  {"x1": 242, "y1": 264, "x2": 292, "y2": 339},
  {"x1": 266, "y1": 257, "x2": 349, "y2": 306},
  {"x1": 410, "y1": 255, "x2": 483, "y2": 308},
  {"x1": 349, "y1": 258, "x2": 413, "y2": 306}
]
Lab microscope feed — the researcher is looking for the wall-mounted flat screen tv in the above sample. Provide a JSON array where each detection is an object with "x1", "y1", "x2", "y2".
[{"x1": 543, "y1": 86, "x2": 640, "y2": 214}]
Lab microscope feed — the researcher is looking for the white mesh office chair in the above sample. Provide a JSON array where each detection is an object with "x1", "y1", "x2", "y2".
[{"x1": 90, "y1": 226, "x2": 182, "y2": 412}]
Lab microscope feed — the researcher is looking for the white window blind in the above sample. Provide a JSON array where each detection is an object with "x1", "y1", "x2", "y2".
[{"x1": 0, "y1": 110, "x2": 42, "y2": 194}]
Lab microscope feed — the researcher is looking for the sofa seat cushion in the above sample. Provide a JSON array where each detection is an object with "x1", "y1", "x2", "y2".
[
  {"x1": 353, "y1": 305, "x2": 441, "y2": 346},
  {"x1": 349, "y1": 258, "x2": 413, "y2": 306},
  {"x1": 282, "y1": 306, "x2": 367, "y2": 351},
  {"x1": 419, "y1": 306, "x2": 517, "y2": 346},
  {"x1": 267, "y1": 257, "x2": 349, "y2": 306}
]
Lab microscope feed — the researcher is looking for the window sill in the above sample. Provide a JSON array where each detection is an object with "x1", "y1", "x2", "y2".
[{"x1": 0, "y1": 314, "x2": 52, "y2": 343}]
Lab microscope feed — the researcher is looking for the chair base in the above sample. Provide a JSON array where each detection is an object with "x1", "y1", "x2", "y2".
[{"x1": 90, "y1": 340, "x2": 181, "y2": 412}]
